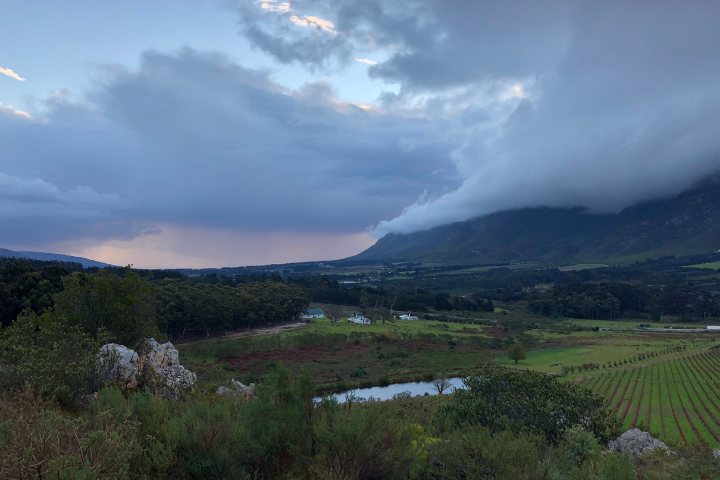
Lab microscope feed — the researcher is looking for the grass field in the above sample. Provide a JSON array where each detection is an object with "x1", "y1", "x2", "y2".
[
  {"x1": 178, "y1": 314, "x2": 496, "y2": 393},
  {"x1": 578, "y1": 350, "x2": 720, "y2": 447},
  {"x1": 685, "y1": 262, "x2": 720, "y2": 270},
  {"x1": 176, "y1": 305, "x2": 720, "y2": 446}
]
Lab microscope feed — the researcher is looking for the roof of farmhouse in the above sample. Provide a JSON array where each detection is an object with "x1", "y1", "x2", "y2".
[{"x1": 306, "y1": 308, "x2": 324, "y2": 316}]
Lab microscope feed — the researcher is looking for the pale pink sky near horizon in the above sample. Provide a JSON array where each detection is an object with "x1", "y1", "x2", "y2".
[{"x1": 9, "y1": 225, "x2": 377, "y2": 269}]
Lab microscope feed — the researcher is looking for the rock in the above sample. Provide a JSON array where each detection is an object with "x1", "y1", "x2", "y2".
[
  {"x1": 216, "y1": 386, "x2": 234, "y2": 396},
  {"x1": 145, "y1": 338, "x2": 180, "y2": 366},
  {"x1": 607, "y1": 429, "x2": 669, "y2": 458},
  {"x1": 98, "y1": 343, "x2": 140, "y2": 388},
  {"x1": 98, "y1": 338, "x2": 196, "y2": 400},
  {"x1": 230, "y1": 378, "x2": 256, "y2": 399},
  {"x1": 713, "y1": 449, "x2": 720, "y2": 459},
  {"x1": 141, "y1": 339, "x2": 196, "y2": 400}
]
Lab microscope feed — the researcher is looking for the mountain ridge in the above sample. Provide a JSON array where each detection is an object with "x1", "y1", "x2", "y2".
[
  {"x1": 0, "y1": 248, "x2": 114, "y2": 268},
  {"x1": 353, "y1": 180, "x2": 720, "y2": 265}
]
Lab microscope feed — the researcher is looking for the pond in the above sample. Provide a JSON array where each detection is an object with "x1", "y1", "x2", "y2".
[{"x1": 317, "y1": 376, "x2": 466, "y2": 403}]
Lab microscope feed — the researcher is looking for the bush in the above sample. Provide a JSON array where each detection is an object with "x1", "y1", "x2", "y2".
[
  {"x1": 0, "y1": 388, "x2": 137, "y2": 479},
  {"x1": 438, "y1": 367, "x2": 619, "y2": 444},
  {"x1": 349, "y1": 369, "x2": 369, "y2": 378},
  {"x1": 429, "y1": 425, "x2": 544, "y2": 479},
  {"x1": 378, "y1": 377, "x2": 391, "y2": 387},
  {"x1": 562, "y1": 425, "x2": 600, "y2": 466},
  {"x1": 0, "y1": 312, "x2": 109, "y2": 405}
]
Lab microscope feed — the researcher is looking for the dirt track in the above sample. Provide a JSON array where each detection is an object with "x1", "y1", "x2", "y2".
[{"x1": 175, "y1": 322, "x2": 308, "y2": 346}]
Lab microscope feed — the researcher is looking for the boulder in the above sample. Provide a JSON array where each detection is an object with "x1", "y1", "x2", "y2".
[
  {"x1": 98, "y1": 343, "x2": 140, "y2": 389},
  {"x1": 230, "y1": 378, "x2": 256, "y2": 399},
  {"x1": 141, "y1": 339, "x2": 196, "y2": 400},
  {"x1": 98, "y1": 338, "x2": 195, "y2": 400},
  {"x1": 216, "y1": 386, "x2": 234, "y2": 396},
  {"x1": 713, "y1": 449, "x2": 720, "y2": 459},
  {"x1": 607, "y1": 429, "x2": 669, "y2": 458}
]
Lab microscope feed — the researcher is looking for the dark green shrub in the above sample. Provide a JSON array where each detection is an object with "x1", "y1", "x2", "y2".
[
  {"x1": 378, "y1": 377, "x2": 391, "y2": 387},
  {"x1": 349, "y1": 369, "x2": 369, "y2": 378},
  {"x1": 438, "y1": 367, "x2": 619, "y2": 444},
  {"x1": 0, "y1": 311, "x2": 109, "y2": 405}
]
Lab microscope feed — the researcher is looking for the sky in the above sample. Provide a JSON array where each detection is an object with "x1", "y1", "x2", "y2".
[{"x1": 2, "y1": 0, "x2": 720, "y2": 268}]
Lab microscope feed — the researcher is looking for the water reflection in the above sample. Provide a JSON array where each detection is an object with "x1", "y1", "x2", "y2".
[{"x1": 317, "y1": 377, "x2": 466, "y2": 403}]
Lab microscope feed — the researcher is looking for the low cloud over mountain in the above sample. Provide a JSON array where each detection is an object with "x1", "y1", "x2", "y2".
[
  {"x1": 3, "y1": 0, "x2": 720, "y2": 266},
  {"x1": 233, "y1": 0, "x2": 720, "y2": 236}
]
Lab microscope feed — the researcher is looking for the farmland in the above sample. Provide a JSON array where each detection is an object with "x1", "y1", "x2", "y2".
[{"x1": 579, "y1": 350, "x2": 720, "y2": 447}]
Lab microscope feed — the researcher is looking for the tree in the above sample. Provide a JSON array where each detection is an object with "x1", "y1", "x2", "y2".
[
  {"x1": 432, "y1": 375, "x2": 451, "y2": 395},
  {"x1": 53, "y1": 267, "x2": 158, "y2": 349},
  {"x1": 377, "y1": 306, "x2": 392, "y2": 325},
  {"x1": 323, "y1": 305, "x2": 343, "y2": 322},
  {"x1": 507, "y1": 343, "x2": 527, "y2": 364}
]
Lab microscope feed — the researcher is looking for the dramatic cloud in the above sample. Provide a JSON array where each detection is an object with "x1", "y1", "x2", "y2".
[
  {"x1": 232, "y1": 0, "x2": 720, "y2": 237},
  {"x1": 234, "y1": 0, "x2": 348, "y2": 68},
  {"x1": 0, "y1": 48, "x2": 455, "y2": 253},
  {"x1": 0, "y1": 66, "x2": 25, "y2": 81},
  {"x1": 6, "y1": 0, "x2": 720, "y2": 266}
]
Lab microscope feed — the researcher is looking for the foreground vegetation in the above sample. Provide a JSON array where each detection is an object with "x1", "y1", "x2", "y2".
[
  {"x1": 2, "y1": 259, "x2": 720, "y2": 478},
  {"x1": 3, "y1": 365, "x2": 719, "y2": 479}
]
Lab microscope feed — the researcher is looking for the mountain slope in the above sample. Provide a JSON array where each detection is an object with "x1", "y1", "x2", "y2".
[
  {"x1": 354, "y1": 181, "x2": 720, "y2": 265},
  {"x1": 0, "y1": 248, "x2": 113, "y2": 268}
]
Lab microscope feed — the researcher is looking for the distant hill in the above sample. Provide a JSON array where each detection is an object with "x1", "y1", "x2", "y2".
[
  {"x1": 352, "y1": 179, "x2": 720, "y2": 265},
  {"x1": 0, "y1": 248, "x2": 113, "y2": 268}
]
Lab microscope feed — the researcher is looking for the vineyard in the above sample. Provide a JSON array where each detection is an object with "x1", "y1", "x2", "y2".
[{"x1": 580, "y1": 350, "x2": 720, "y2": 447}]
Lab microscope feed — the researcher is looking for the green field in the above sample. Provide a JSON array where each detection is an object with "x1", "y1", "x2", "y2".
[
  {"x1": 578, "y1": 351, "x2": 720, "y2": 447},
  {"x1": 560, "y1": 318, "x2": 712, "y2": 329},
  {"x1": 177, "y1": 306, "x2": 720, "y2": 446},
  {"x1": 178, "y1": 314, "x2": 495, "y2": 393},
  {"x1": 685, "y1": 262, "x2": 720, "y2": 270}
]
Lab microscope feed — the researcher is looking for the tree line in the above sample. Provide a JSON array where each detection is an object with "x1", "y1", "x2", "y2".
[
  {"x1": 527, "y1": 282, "x2": 720, "y2": 321},
  {"x1": 300, "y1": 278, "x2": 494, "y2": 313},
  {"x1": 0, "y1": 259, "x2": 309, "y2": 339}
]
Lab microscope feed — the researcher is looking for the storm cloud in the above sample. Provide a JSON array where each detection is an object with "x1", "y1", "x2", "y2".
[
  {"x1": 4, "y1": 0, "x2": 720, "y2": 265},
  {"x1": 0, "y1": 48, "x2": 456, "y2": 247},
  {"x1": 234, "y1": 0, "x2": 720, "y2": 237}
]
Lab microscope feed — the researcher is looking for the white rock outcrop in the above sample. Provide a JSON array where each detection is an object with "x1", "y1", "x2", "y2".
[
  {"x1": 216, "y1": 386, "x2": 234, "y2": 396},
  {"x1": 231, "y1": 378, "x2": 256, "y2": 399},
  {"x1": 98, "y1": 343, "x2": 140, "y2": 389},
  {"x1": 98, "y1": 338, "x2": 196, "y2": 399},
  {"x1": 607, "y1": 429, "x2": 669, "y2": 458},
  {"x1": 216, "y1": 379, "x2": 256, "y2": 399}
]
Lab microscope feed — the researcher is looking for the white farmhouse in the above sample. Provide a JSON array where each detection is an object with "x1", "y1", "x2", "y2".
[
  {"x1": 349, "y1": 312, "x2": 371, "y2": 324},
  {"x1": 707, "y1": 326, "x2": 720, "y2": 331},
  {"x1": 302, "y1": 308, "x2": 325, "y2": 319},
  {"x1": 399, "y1": 313, "x2": 419, "y2": 321}
]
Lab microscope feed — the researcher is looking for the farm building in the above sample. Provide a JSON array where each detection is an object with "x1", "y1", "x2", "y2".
[
  {"x1": 707, "y1": 325, "x2": 720, "y2": 331},
  {"x1": 302, "y1": 308, "x2": 325, "y2": 319},
  {"x1": 399, "y1": 314, "x2": 419, "y2": 320},
  {"x1": 349, "y1": 312, "x2": 371, "y2": 324}
]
